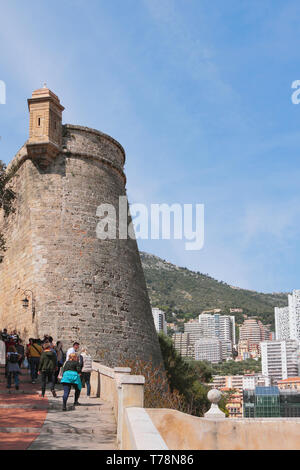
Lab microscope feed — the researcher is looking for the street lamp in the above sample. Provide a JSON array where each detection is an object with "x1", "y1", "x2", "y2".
[{"x1": 21, "y1": 290, "x2": 35, "y2": 322}]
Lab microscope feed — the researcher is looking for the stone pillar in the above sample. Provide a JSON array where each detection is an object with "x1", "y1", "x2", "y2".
[{"x1": 118, "y1": 375, "x2": 145, "y2": 449}]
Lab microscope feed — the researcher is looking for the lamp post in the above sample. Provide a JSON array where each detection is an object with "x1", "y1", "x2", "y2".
[{"x1": 21, "y1": 290, "x2": 35, "y2": 322}]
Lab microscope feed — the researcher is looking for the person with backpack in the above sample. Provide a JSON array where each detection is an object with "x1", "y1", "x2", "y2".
[
  {"x1": 6, "y1": 345, "x2": 22, "y2": 390},
  {"x1": 80, "y1": 348, "x2": 93, "y2": 398},
  {"x1": 38, "y1": 342, "x2": 58, "y2": 398},
  {"x1": 5, "y1": 336, "x2": 16, "y2": 377},
  {"x1": 26, "y1": 338, "x2": 42, "y2": 383},
  {"x1": 16, "y1": 339, "x2": 25, "y2": 368}
]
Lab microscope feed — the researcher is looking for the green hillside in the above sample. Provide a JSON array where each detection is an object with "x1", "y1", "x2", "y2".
[{"x1": 141, "y1": 252, "x2": 288, "y2": 327}]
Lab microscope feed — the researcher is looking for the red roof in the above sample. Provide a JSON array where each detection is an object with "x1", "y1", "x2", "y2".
[{"x1": 278, "y1": 377, "x2": 300, "y2": 383}]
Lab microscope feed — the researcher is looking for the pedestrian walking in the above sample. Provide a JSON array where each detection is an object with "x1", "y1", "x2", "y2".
[
  {"x1": 6, "y1": 345, "x2": 21, "y2": 390},
  {"x1": 66, "y1": 342, "x2": 80, "y2": 361},
  {"x1": 0, "y1": 337, "x2": 5, "y2": 366},
  {"x1": 6, "y1": 335, "x2": 16, "y2": 349},
  {"x1": 41, "y1": 335, "x2": 50, "y2": 344},
  {"x1": 38, "y1": 342, "x2": 57, "y2": 398},
  {"x1": 54, "y1": 341, "x2": 65, "y2": 384},
  {"x1": 80, "y1": 348, "x2": 93, "y2": 398},
  {"x1": 26, "y1": 338, "x2": 42, "y2": 383},
  {"x1": 10, "y1": 330, "x2": 19, "y2": 343},
  {"x1": 0, "y1": 329, "x2": 9, "y2": 342},
  {"x1": 4, "y1": 334, "x2": 15, "y2": 377},
  {"x1": 16, "y1": 339, "x2": 25, "y2": 368},
  {"x1": 61, "y1": 353, "x2": 82, "y2": 411}
]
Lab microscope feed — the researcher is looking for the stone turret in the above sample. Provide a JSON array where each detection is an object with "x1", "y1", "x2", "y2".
[
  {"x1": 27, "y1": 86, "x2": 64, "y2": 167},
  {"x1": 0, "y1": 87, "x2": 163, "y2": 367}
]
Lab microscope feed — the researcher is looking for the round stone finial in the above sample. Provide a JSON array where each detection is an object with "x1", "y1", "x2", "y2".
[
  {"x1": 204, "y1": 388, "x2": 225, "y2": 419},
  {"x1": 207, "y1": 388, "x2": 222, "y2": 404}
]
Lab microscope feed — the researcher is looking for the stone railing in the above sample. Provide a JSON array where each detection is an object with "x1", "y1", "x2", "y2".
[
  {"x1": 90, "y1": 368, "x2": 300, "y2": 451},
  {"x1": 90, "y1": 361, "x2": 167, "y2": 450},
  {"x1": 146, "y1": 389, "x2": 300, "y2": 450},
  {"x1": 147, "y1": 408, "x2": 300, "y2": 450}
]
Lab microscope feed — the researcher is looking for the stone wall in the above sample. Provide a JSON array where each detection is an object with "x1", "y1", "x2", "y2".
[
  {"x1": 0, "y1": 152, "x2": 38, "y2": 339},
  {"x1": 147, "y1": 408, "x2": 300, "y2": 450},
  {"x1": 0, "y1": 124, "x2": 162, "y2": 367}
]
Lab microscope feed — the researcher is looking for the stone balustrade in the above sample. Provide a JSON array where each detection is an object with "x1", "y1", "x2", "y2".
[
  {"x1": 91, "y1": 361, "x2": 162, "y2": 449},
  {"x1": 91, "y1": 367, "x2": 300, "y2": 451}
]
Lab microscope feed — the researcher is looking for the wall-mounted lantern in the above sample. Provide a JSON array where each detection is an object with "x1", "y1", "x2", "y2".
[
  {"x1": 22, "y1": 296, "x2": 29, "y2": 308},
  {"x1": 21, "y1": 290, "x2": 35, "y2": 322}
]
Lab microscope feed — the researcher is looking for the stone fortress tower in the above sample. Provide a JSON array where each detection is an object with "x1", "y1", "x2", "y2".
[{"x1": 0, "y1": 86, "x2": 163, "y2": 367}]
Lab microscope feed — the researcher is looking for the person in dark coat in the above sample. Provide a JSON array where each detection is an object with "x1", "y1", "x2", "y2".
[
  {"x1": 38, "y1": 342, "x2": 57, "y2": 398},
  {"x1": 16, "y1": 339, "x2": 25, "y2": 368},
  {"x1": 54, "y1": 341, "x2": 65, "y2": 384}
]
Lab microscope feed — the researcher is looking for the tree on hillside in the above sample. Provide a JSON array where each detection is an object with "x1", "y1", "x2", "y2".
[
  {"x1": 0, "y1": 160, "x2": 15, "y2": 254},
  {"x1": 158, "y1": 332, "x2": 196, "y2": 393},
  {"x1": 185, "y1": 359, "x2": 213, "y2": 383},
  {"x1": 209, "y1": 358, "x2": 262, "y2": 376},
  {"x1": 158, "y1": 333, "x2": 211, "y2": 416}
]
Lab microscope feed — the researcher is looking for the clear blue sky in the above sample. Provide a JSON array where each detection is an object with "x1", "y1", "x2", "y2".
[{"x1": 1, "y1": 0, "x2": 300, "y2": 294}]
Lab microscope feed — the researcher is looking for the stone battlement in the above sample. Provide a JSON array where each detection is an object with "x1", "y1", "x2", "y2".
[
  {"x1": 62, "y1": 125, "x2": 126, "y2": 183},
  {"x1": 5, "y1": 124, "x2": 127, "y2": 185}
]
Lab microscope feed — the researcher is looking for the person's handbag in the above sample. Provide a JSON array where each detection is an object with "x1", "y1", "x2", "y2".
[
  {"x1": 23, "y1": 358, "x2": 29, "y2": 368},
  {"x1": 58, "y1": 362, "x2": 66, "y2": 381}
]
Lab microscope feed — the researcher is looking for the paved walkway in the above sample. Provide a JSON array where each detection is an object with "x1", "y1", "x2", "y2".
[{"x1": 0, "y1": 365, "x2": 117, "y2": 450}]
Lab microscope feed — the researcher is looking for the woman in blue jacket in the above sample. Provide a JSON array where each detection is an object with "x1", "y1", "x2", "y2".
[{"x1": 61, "y1": 353, "x2": 82, "y2": 411}]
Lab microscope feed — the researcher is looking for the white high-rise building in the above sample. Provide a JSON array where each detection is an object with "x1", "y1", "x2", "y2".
[
  {"x1": 274, "y1": 290, "x2": 300, "y2": 342},
  {"x1": 219, "y1": 314, "x2": 236, "y2": 345},
  {"x1": 198, "y1": 313, "x2": 236, "y2": 345},
  {"x1": 194, "y1": 337, "x2": 222, "y2": 363},
  {"x1": 198, "y1": 314, "x2": 215, "y2": 337},
  {"x1": 275, "y1": 306, "x2": 290, "y2": 340},
  {"x1": 196, "y1": 313, "x2": 235, "y2": 360},
  {"x1": 173, "y1": 332, "x2": 194, "y2": 358},
  {"x1": 288, "y1": 290, "x2": 300, "y2": 342},
  {"x1": 260, "y1": 340, "x2": 299, "y2": 383},
  {"x1": 152, "y1": 308, "x2": 167, "y2": 335},
  {"x1": 184, "y1": 321, "x2": 202, "y2": 345},
  {"x1": 221, "y1": 339, "x2": 234, "y2": 360},
  {"x1": 239, "y1": 318, "x2": 261, "y2": 343}
]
